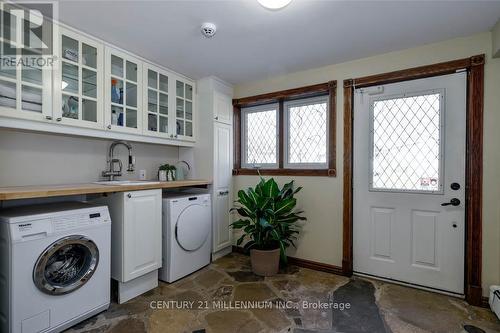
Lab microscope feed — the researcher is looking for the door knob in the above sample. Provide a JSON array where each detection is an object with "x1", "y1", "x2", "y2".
[{"x1": 441, "y1": 198, "x2": 460, "y2": 206}]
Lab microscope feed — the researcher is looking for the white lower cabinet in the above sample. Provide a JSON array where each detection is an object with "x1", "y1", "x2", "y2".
[
  {"x1": 91, "y1": 189, "x2": 162, "y2": 303},
  {"x1": 213, "y1": 188, "x2": 232, "y2": 252}
]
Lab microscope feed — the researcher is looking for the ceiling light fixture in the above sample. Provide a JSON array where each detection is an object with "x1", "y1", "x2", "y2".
[{"x1": 257, "y1": 0, "x2": 292, "y2": 10}]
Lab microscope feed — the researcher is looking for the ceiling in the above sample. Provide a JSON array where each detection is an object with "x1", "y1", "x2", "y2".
[{"x1": 58, "y1": 0, "x2": 500, "y2": 84}]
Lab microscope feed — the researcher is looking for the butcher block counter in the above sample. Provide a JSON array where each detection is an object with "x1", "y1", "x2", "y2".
[{"x1": 0, "y1": 180, "x2": 211, "y2": 201}]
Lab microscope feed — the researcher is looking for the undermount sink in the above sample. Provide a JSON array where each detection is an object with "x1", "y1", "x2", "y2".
[{"x1": 93, "y1": 180, "x2": 161, "y2": 186}]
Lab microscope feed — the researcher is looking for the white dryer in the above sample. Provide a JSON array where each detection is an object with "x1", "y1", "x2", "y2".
[
  {"x1": 0, "y1": 202, "x2": 111, "y2": 333},
  {"x1": 159, "y1": 194, "x2": 211, "y2": 283}
]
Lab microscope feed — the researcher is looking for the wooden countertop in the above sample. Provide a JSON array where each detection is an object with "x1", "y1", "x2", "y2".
[{"x1": 0, "y1": 180, "x2": 211, "y2": 201}]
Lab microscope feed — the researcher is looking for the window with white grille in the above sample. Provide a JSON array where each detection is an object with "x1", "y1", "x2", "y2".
[
  {"x1": 241, "y1": 104, "x2": 278, "y2": 168},
  {"x1": 370, "y1": 91, "x2": 443, "y2": 192},
  {"x1": 285, "y1": 96, "x2": 328, "y2": 168}
]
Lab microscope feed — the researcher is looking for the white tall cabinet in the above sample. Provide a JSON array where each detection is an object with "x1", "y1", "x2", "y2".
[{"x1": 190, "y1": 77, "x2": 233, "y2": 259}]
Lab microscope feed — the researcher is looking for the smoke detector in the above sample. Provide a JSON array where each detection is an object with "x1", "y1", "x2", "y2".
[{"x1": 201, "y1": 23, "x2": 217, "y2": 38}]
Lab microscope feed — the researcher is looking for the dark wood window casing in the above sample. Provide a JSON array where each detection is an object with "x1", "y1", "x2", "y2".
[{"x1": 233, "y1": 81, "x2": 337, "y2": 177}]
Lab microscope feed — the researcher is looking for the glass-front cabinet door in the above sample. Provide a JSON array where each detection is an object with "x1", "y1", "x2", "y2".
[
  {"x1": 53, "y1": 27, "x2": 103, "y2": 128},
  {"x1": 142, "y1": 63, "x2": 170, "y2": 137},
  {"x1": 175, "y1": 78, "x2": 195, "y2": 141},
  {"x1": 0, "y1": 2, "x2": 52, "y2": 121},
  {"x1": 104, "y1": 47, "x2": 142, "y2": 134}
]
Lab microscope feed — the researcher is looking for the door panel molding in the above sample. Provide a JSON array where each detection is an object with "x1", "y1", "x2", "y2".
[{"x1": 343, "y1": 54, "x2": 485, "y2": 306}]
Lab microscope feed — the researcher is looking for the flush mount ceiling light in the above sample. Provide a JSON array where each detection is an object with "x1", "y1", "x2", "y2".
[{"x1": 257, "y1": 0, "x2": 292, "y2": 10}]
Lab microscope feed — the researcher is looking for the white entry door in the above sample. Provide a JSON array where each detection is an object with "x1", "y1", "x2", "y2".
[{"x1": 353, "y1": 72, "x2": 466, "y2": 294}]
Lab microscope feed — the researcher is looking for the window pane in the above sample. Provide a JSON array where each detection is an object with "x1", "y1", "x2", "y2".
[
  {"x1": 82, "y1": 68, "x2": 97, "y2": 98},
  {"x1": 62, "y1": 35, "x2": 78, "y2": 62},
  {"x1": 111, "y1": 55, "x2": 123, "y2": 77},
  {"x1": 111, "y1": 105, "x2": 123, "y2": 126},
  {"x1": 22, "y1": 86, "x2": 42, "y2": 113},
  {"x1": 159, "y1": 116, "x2": 168, "y2": 133},
  {"x1": 21, "y1": 49, "x2": 42, "y2": 85},
  {"x1": 62, "y1": 95, "x2": 78, "y2": 119},
  {"x1": 245, "y1": 108, "x2": 277, "y2": 165},
  {"x1": 126, "y1": 109, "x2": 137, "y2": 128},
  {"x1": 0, "y1": 79, "x2": 16, "y2": 109},
  {"x1": 159, "y1": 93, "x2": 168, "y2": 115},
  {"x1": 148, "y1": 90, "x2": 157, "y2": 113},
  {"x1": 126, "y1": 61, "x2": 137, "y2": 82},
  {"x1": 372, "y1": 93, "x2": 441, "y2": 192},
  {"x1": 288, "y1": 100, "x2": 327, "y2": 164},
  {"x1": 82, "y1": 43, "x2": 97, "y2": 69},
  {"x1": 148, "y1": 69, "x2": 157, "y2": 88},
  {"x1": 176, "y1": 80, "x2": 183, "y2": 97},
  {"x1": 125, "y1": 82, "x2": 137, "y2": 107},
  {"x1": 62, "y1": 62, "x2": 79, "y2": 94},
  {"x1": 159, "y1": 74, "x2": 168, "y2": 92},
  {"x1": 148, "y1": 113, "x2": 157, "y2": 131},
  {"x1": 82, "y1": 99, "x2": 97, "y2": 122}
]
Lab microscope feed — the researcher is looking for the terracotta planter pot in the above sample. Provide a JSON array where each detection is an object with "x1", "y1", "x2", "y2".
[{"x1": 250, "y1": 248, "x2": 280, "y2": 276}]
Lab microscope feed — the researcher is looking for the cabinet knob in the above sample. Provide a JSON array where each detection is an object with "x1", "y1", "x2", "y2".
[
  {"x1": 215, "y1": 116, "x2": 219, "y2": 120},
  {"x1": 56, "y1": 117, "x2": 62, "y2": 122},
  {"x1": 127, "y1": 193, "x2": 132, "y2": 198},
  {"x1": 45, "y1": 115, "x2": 53, "y2": 120},
  {"x1": 107, "y1": 125, "x2": 112, "y2": 130}
]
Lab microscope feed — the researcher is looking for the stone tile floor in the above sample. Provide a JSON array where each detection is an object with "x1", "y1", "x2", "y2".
[{"x1": 66, "y1": 253, "x2": 500, "y2": 333}]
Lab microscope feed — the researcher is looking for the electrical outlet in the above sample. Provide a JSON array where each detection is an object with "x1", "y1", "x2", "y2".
[{"x1": 139, "y1": 170, "x2": 146, "y2": 180}]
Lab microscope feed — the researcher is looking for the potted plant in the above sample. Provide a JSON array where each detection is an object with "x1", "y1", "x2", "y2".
[
  {"x1": 158, "y1": 164, "x2": 170, "y2": 181},
  {"x1": 158, "y1": 164, "x2": 176, "y2": 181},
  {"x1": 231, "y1": 177, "x2": 306, "y2": 276}
]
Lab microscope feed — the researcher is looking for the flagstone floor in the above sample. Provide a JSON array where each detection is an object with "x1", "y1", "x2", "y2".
[{"x1": 65, "y1": 253, "x2": 500, "y2": 333}]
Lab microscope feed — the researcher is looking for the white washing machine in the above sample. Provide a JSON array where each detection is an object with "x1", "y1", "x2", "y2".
[
  {"x1": 159, "y1": 193, "x2": 211, "y2": 283},
  {"x1": 0, "y1": 202, "x2": 111, "y2": 333}
]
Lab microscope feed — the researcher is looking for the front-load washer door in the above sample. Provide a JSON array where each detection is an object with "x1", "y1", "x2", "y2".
[
  {"x1": 33, "y1": 235, "x2": 99, "y2": 295},
  {"x1": 175, "y1": 204, "x2": 210, "y2": 251}
]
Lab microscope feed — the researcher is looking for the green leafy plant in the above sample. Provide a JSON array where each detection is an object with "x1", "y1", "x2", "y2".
[{"x1": 231, "y1": 177, "x2": 306, "y2": 263}]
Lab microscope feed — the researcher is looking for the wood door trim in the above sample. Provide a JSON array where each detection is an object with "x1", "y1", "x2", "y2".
[{"x1": 343, "y1": 54, "x2": 485, "y2": 306}]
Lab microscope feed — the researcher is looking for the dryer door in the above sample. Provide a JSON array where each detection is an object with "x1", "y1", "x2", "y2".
[
  {"x1": 33, "y1": 235, "x2": 99, "y2": 295},
  {"x1": 175, "y1": 204, "x2": 211, "y2": 251}
]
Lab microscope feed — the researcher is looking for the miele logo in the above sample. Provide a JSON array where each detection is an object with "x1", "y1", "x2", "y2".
[{"x1": 18, "y1": 223, "x2": 33, "y2": 231}]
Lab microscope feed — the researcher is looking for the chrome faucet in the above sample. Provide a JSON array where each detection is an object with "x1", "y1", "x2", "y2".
[{"x1": 102, "y1": 141, "x2": 135, "y2": 181}]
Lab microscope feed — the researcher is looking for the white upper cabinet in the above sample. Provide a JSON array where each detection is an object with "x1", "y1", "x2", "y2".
[
  {"x1": 0, "y1": 14, "x2": 52, "y2": 122},
  {"x1": 214, "y1": 91, "x2": 233, "y2": 125},
  {"x1": 104, "y1": 47, "x2": 143, "y2": 134},
  {"x1": 0, "y1": 13, "x2": 197, "y2": 146},
  {"x1": 53, "y1": 27, "x2": 104, "y2": 128},
  {"x1": 142, "y1": 63, "x2": 171, "y2": 137},
  {"x1": 174, "y1": 78, "x2": 195, "y2": 141}
]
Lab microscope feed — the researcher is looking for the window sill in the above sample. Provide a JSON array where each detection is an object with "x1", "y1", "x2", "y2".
[{"x1": 232, "y1": 168, "x2": 336, "y2": 177}]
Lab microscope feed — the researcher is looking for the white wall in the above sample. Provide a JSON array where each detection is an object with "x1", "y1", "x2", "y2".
[
  {"x1": 0, "y1": 129, "x2": 180, "y2": 186},
  {"x1": 233, "y1": 32, "x2": 500, "y2": 297},
  {"x1": 492, "y1": 19, "x2": 500, "y2": 58}
]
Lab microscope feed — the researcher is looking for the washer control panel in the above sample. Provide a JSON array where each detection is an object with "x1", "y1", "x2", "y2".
[
  {"x1": 10, "y1": 207, "x2": 110, "y2": 242},
  {"x1": 52, "y1": 210, "x2": 110, "y2": 232}
]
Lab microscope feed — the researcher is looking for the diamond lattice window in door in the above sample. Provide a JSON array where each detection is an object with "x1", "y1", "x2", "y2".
[{"x1": 371, "y1": 92, "x2": 442, "y2": 192}]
